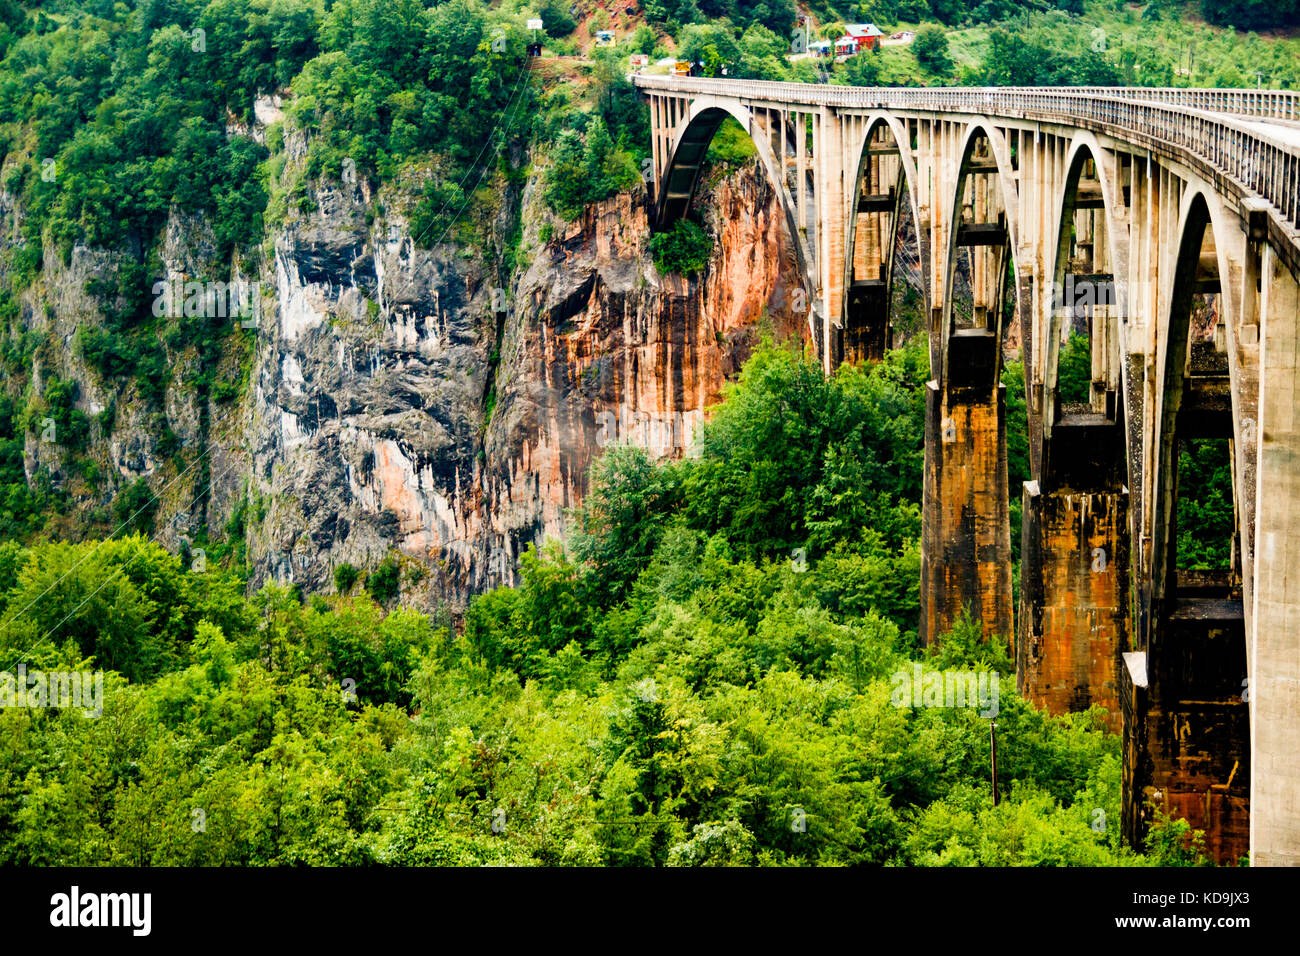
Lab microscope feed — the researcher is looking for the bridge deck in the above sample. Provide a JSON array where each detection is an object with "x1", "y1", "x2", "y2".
[{"x1": 634, "y1": 76, "x2": 1300, "y2": 240}]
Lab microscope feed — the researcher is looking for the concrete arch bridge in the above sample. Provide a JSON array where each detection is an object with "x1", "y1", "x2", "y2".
[{"x1": 633, "y1": 74, "x2": 1300, "y2": 866}]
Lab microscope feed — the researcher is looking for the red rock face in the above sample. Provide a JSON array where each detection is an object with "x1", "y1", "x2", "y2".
[
  {"x1": 236, "y1": 156, "x2": 808, "y2": 608},
  {"x1": 478, "y1": 161, "x2": 809, "y2": 592}
]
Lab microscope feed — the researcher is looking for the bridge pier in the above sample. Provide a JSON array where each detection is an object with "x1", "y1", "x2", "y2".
[
  {"x1": 920, "y1": 379, "x2": 1013, "y2": 646},
  {"x1": 1250, "y1": 242, "x2": 1300, "y2": 865},
  {"x1": 1124, "y1": 592, "x2": 1251, "y2": 865},
  {"x1": 1019, "y1": 485, "x2": 1129, "y2": 734},
  {"x1": 1019, "y1": 359, "x2": 1130, "y2": 731},
  {"x1": 840, "y1": 280, "x2": 889, "y2": 364}
]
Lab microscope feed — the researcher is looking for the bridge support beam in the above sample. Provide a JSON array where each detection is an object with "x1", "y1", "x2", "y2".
[{"x1": 920, "y1": 381, "x2": 1013, "y2": 646}]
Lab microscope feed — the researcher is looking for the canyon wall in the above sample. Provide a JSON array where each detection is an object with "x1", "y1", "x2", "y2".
[
  {"x1": 249, "y1": 156, "x2": 808, "y2": 606},
  {"x1": 2, "y1": 136, "x2": 807, "y2": 610}
]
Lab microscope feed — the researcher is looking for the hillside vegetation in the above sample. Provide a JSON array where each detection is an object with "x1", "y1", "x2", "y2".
[{"x1": 0, "y1": 344, "x2": 1215, "y2": 865}]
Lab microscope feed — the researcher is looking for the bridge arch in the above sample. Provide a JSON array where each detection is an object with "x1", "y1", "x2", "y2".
[
  {"x1": 1151, "y1": 184, "x2": 1243, "y2": 601},
  {"x1": 844, "y1": 113, "x2": 924, "y2": 252},
  {"x1": 1043, "y1": 137, "x2": 1128, "y2": 448},
  {"x1": 838, "y1": 113, "x2": 926, "y2": 364},
  {"x1": 1055, "y1": 133, "x2": 1129, "y2": 319},
  {"x1": 1136, "y1": 184, "x2": 1252, "y2": 859},
  {"x1": 940, "y1": 120, "x2": 1022, "y2": 390},
  {"x1": 654, "y1": 98, "x2": 817, "y2": 316}
]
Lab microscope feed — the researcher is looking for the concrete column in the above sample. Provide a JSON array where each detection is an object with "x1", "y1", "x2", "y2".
[
  {"x1": 1250, "y1": 243, "x2": 1300, "y2": 866},
  {"x1": 1019, "y1": 484, "x2": 1129, "y2": 734},
  {"x1": 818, "y1": 108, "x2": 846, "y2": 373},
  {"x1": 778, "y1": 107, "x2": 786, "y2": 180},
  {"x1": 920, "y1": 380, "x2": 1014, "y2": 646},
  {"x1": 651, "y1": 96, "x2": 662, "y2": 199},
  {"x1": 797, "y1": 111, "x2": 806, "y2": 236}
]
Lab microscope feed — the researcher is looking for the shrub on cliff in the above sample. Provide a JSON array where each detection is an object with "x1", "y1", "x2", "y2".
[
  {"x1": 649, "y1": 220, "x2": 713, "y2": 277},
  {"x1": 365, "y1": 557, "x2": 401, "y2": 605},
  {"x1": 333, "y1": 562, "x2": 360, "y2": 593}
]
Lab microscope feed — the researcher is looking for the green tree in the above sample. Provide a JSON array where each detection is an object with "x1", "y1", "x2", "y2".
[
  {"x1": 649, "y1": 220, "x2": 714, "y2": 276},
  {"x1": 1176, "y1": 439, "x2": 1235, "y2": 571},
  {"x1": 913, "y1": 24, "x2": 951, "y2": 76},
  {"x1": 1056, "y1": 332, "x2": 1092, "y2": 405},
  {"x1": 365, "y1": 557, "x2": 401, "y2": 605},
  {"x1": 571, "y1": 445, "x2": 681, "y2": 607},
  {"x1": 839, "y1": 49, "x2": 883, "y2": 87},
  {"x1": 539, "y1": 0, "x2": 578, "y2": 37}
]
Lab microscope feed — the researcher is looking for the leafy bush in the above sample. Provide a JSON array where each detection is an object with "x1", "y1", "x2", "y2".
[
  {"x1": 649, "y1": 220, "x2": 713, "y2": 276},
  {"x1": 112, "y1": 478, "x2": 157, "y2": 536},
  {"x1": 1201, "y1": 0, "x2": 1299, "y2": 31},
  {"x1": 333, "y1": 562, "x2": 361, "y2": 593},
  {"x1": 838, "y1": 49, "x2": 884, "y2": 87},
  {"x1": 703, "y1": 117, "x2": 757, "y2": 168},
  {"x1": 1056, "y1": 331, "x2": 1092, "y2": 405},
  {"x1": 40, "y1": 377, "x2": 91, "y2": 454},
  {"x1": 1176, "y1": 439, "x2": 1235, "y2": 571},
  {"x1": 544, "y1": 118, "x2": 640, "y2": 220},
  {"x1": 365, "y1": 557, "x2": 401, "y2": 605}
]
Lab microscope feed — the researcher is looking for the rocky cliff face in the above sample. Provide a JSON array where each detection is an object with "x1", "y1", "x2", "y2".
[
  {"x1": 1, "y1": 111, "x2": 807, "y2": 609},
  {"x1": 480, "y1": 163, "x2": 808, "y2": 592},
  {"x1": 242, "y1": 154, "x2": 807, "y2": 607},
  {"x1": 0, "y1": 192, "x2": 227, "y2": 543},
  {"x1": 7, "y1": 121, "x2": 929, "y2": 611}
]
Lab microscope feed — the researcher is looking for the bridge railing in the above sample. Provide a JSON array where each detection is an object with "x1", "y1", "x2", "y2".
[
  {"x1": 633, "y1": 76, "x2": 1300, "y2": 232},
  {"x1": 635, "y1": 76, "x2": 1300, "y2": 121},
  {"x1": 1054, "y1": 87, "x2": 1300, "y2": 122}
]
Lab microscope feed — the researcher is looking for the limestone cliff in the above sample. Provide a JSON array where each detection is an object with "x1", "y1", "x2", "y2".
[
  {"x1": 249, "y1": 155, "x2": 808, "y2": 606},
  {"x1": 481, "y1": 162, "x2": 809, "y2": 592},
  {"x1": 1, "y1": 127, "x2": 807, "y2": 610}
]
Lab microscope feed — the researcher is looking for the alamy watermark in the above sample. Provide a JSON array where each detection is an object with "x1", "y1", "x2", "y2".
[
  {"x1": 890, "y1": 663, "x2": 999, "y2": 718},
  {"x1": 596, "y1": 408, "x2": 694, "y2": 454},
  {"x1": 1051, "y1": 274, "x2": 1122, "y2": 314},
  {"x1": 49, "y1": 886, "x2": 150, "y2": 936},
  {"x1": 152, "y1": 277, "x2": 264, "y2": 328},
  {"x1": 0, "y1": 664, "x2": 105, "y2": 717}
]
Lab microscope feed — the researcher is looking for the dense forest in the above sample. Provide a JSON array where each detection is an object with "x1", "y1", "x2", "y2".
[
  {"x1": 0, "y1": 343, "x2": 1217, "y2": 865},
  {"x1": 0, "y1": 0, "x2": 1261, "y2": 865}
]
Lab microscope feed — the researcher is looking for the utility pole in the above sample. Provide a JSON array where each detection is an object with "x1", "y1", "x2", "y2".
[{"x1": 990, "y1": 721, "x2": 999, "y2": 807}]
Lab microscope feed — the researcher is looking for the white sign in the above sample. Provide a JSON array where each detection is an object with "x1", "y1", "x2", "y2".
[{"x1": 527, "y1": 18, "x2": 543, "y2": 30}]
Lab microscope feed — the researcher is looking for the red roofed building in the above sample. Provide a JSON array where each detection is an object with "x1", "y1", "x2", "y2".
[{"x1": 843, "y1": 23, "x2": 884, "y2": 52}]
